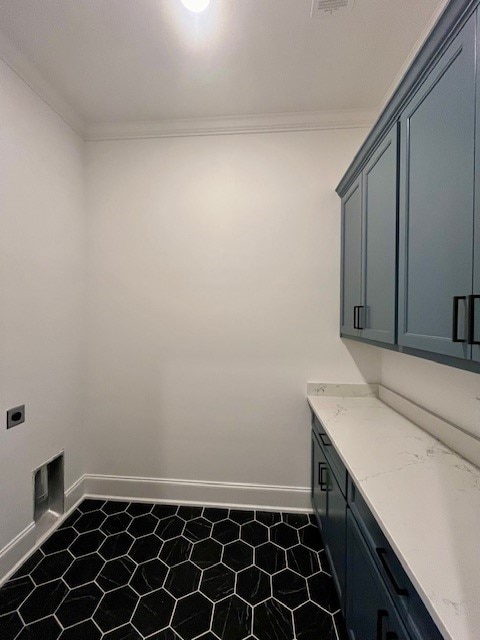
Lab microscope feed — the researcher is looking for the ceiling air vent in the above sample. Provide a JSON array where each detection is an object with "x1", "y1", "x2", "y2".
[{"x1": 311, "y1": 0, "x2": 353, "y2": 17}]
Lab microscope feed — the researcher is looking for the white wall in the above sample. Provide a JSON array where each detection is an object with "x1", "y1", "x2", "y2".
[
  {"x1": 0, "y1": 59, "x2": 86, "y2": 550},
  {"x1": 84, "y1": 128, "x2": 380, "y2": 495},
  {"x1": 381, "y1": 351, "x2": 480, "y2": 439}
]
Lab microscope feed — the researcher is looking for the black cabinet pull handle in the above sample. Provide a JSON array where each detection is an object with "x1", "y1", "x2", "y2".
[
  {"x1": 376, "y1": 548, "x2": 408, "y2": 596},
  {"x1": 468, "y1": 295, "x2": 480, "y2": 345},
  {"x1": 319, "y1": 432, "x2": 331, "y2": 447},
  {"x1": 353, "y1": 306, "x2": 358, "y2": 329},
  {"x1": 357, "y1": 305, "x2": 364, "y2": 330},
  {"x1": 452, "y1": 296, "x2": 466, "y2": 342},
  {"x1": 376, "y1": 610, "x2": 388, "y2": 640},
  {"x1": 318, "y1": 463, "x2": 327, "y2": 491}
]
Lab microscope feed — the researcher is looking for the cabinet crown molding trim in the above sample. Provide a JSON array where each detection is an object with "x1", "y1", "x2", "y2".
[{"x1": 336, "y1": 0, "x2": 479, "y2": 196}]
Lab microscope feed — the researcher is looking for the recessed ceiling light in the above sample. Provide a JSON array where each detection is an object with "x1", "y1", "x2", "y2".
[{"x1": 181, "y1": 0, "x2": 210, "y2": 13}]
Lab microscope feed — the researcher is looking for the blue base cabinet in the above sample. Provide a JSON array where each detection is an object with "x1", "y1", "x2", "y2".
[
  {"x1": 311, "y1": 413, "x2": 443, "y2": 640},
  {"x1": 311, "y1": 420, "x2": 347, "y2": 610},
  {"x1": 346, "y1": 511, "x2": 409, "y2": 640}
]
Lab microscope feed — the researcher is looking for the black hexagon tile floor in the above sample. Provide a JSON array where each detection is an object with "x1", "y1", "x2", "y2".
[{"x1": 0, "y1": 500, "x2": 347, "y2": 640}]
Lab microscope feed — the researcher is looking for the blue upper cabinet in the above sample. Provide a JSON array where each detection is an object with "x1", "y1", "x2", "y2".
[
  {"x1": 398, "y1": 13, "x2": 476, "y2": 358},
  {"x1": 340, "y1": 177, "x2": 362, "y2": 338},
  {"x1": 340, "y1": 126, "x2": 397, "y2": 344},
  {"x1": 361, "y1": 126, "x2": 398, "y2": 344},
  {"x1": 472, "y1": 9, "x2": 480, "y2": 363}
]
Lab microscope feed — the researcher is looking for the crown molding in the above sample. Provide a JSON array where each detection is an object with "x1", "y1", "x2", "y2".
[
  {"x1": 84, "y1": 108, "x2": 377, "y2": 141},
  {"x1": 0, "y1": 27, "x2": 376, "y2": 141},
  {"x1": 0, "y1": 29, "x2": 85, "y2": 136}
]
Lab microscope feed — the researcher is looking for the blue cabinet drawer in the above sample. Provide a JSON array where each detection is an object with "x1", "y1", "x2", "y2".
[
  {"x1": 348, "y1": 478, "x2": 443, "y2": 640},
  {"x1": 312, "y1": 415, "x2": 347, "y2": 497},
  {"x1": 346, "y1": 510, "x2": 410, "y2": 640}
]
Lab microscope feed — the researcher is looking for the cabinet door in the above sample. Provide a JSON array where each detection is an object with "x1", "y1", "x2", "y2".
[
  {"x1": 398, "y1": 14, "x2": 475, "y2": 358},
  {"x1": 311, "y1": 432, "x2": 327, "y2": 530},
  {"x1": 341, "y1": 176, "x2": 362, "y2": 338},
  {"x1": 324, "y1": 467, "x2": 346, "y2": 609},
  {"x1": 346, "y1": 511, "x2": 409, "y2": 640},
  {"x1": 472, "y1": 10, "x2": 480, "y2": 363},
  {"x1": 361, "y1": 125, "x2": 398, "y2": 344}
]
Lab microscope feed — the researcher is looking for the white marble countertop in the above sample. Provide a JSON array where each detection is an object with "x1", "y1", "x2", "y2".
[{"x1": 307, "y1": 389, "x2": 480, "y2": 640}]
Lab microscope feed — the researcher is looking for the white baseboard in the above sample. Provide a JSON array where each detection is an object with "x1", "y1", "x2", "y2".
[
  {"x1": 84, "y1": 474, "x2": 311, "y2": 513},
  {"x1": 0, "y1": 473, "x2": 311, "y2": 584},
  {"x1": 0, "y1": 477, "x2": 86, "y2": 587}
]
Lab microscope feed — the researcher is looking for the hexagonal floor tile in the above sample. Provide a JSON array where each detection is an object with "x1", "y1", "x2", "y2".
[
  {"x1": 191, "y1": 538, "x2": 222, "y2": 569},
  {"x1": 102, "y1": 624, "x2": 142, "y2": 640},
  {"x1": 64, "y1": 553, "x2": 105, "y2": 588},
  {"x1": 293, "y1": 601, "x2": 337, "y2": 640},
  {"x1": 282, "y1": 513, "x2": 310, "y2": 529},
  {"x1": 253, "y1": 598, "x2": 293, "y2": 640},
  {"x1": 56, "y1": 582, "x2": 103, "y2": 628},
  {"x1": 127, "y1": 503, "x2": 153, "y2": 517},
  {"x1": 9, "y1": 550, "x2": 43, "y2": 580},
  {"x1": 128, "y1": 514, "x2": 158, "y2": 537},
  {"x1": 16, "y1": 615, "x2": 61, "y2": 640},
  {"x1": 129, "y1": 534, "x2": 162, "y2": 563},
  {"x1": 236, "y1": 566, "x2": 270, "y2": 605},
  {"x1": 212, "y1": 595, "x2": 252, "y2": 640},
  {"x1": 97, "y1": 556, "x2": 136, "y2": 591},
  {"x1": 156, "y1": 516, "x2": 185, "y2": 540},
  {"x1": 270, "y1": 523, "x2": 298, "y2": 549},
  {"x1": 19, "y1": 579, "x2": 68, "y2": 624},
  {"x1": 78, "y1": 499, "x2": 105, "y2": 513},
  {"x1": 240, "y1": 521, "x2": 268, "y2": 547},
  {"x1": 211, "y1": 520, "x2": 240, "y2": 544},
  {"x1": 130, "y1": 558, "x2": 168, "y2": 595},
  {"x1": 58, "y1": 619, "x2": 102, "y2": 639},
  {"x1": 31, "y1": 550, "x2": 73, "y2": 585},
  {"x1": 177, "y1": 506, "x2": 203, "y2": 521},
  {"x1": 99, "y1": 532, "x2": 134, "y2": 560},
  {"x1": 101, "y1": 512, "x2": 133, "y2": 536},
  {"x1": 151, "y1": 504, "x2": 178, "y2": 520},
  {"x1": 229, "y1": 510, "x2": 254, "y2": 524},
  {"x1": 255, "y1": 511, "x2": 281, "y2": 527},
  {"x1": 0, "y1": 611, "x2": 22, "y2": 640},
  {"x1": 131, "y1": 588, "x2": 175, "y2": 637},
  {"x1": 272, "y1": 569, "x2": 308, "y2": 610},
  {"x1": 298, "y1": 525, "x2": 324, "y2": 552},
  {"x1": 42, "y1": 527, "x2": 77, "y2": 555},
  {"x1": 165, "y1": 561, "x2": 201, "y2": 598},
  {"x1": 69, "y1": 530, "x2": 106, "y2": 558},
  {"x1": 287, "y1": 545, "x2": 320, "y2": 577},
  {"x1": 308, "y1": 572, "x2": 340, "y2": 613},
  {"x1": 0, "y1": 577, "x2": 35, "y2": 617},
  {"x1": 73, "y1": 510, "x2": 106, "y2": 533},
  {"x1": 202, "y1": 507, "x2": 229, "y2": 522},
  {"x1": 222, "y1": 541, "x2": 253, "y2": 572},
  {"x1": 255, "y1": 542, "x2": 286, "y2": 575},
  {"x1": 94, "y1": 585, "x2": 138, "y2": 632},
  {"x1": 171, "y1": 592, "x2": 212, "y2": 640},
  {"x1": 102, "y1": 501, "x2": 129, "y2": 515},
  {"x1": 159, "y1": 536, "x2": 192, "y2": 567},
  {"x1": 183, "y1": 518, "x2": 212, "y2": 542},
  {"x1": 199, "y1": 563, "x2": 235, "y2": 602}
]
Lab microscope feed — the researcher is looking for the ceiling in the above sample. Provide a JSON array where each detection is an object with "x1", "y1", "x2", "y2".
[{"x1": 0, "y1": 0, "x2": 447, "y2": 135}]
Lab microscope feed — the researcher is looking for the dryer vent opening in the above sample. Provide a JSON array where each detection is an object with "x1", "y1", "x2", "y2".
[{"x1": 33, "y1": 452, "x2": 64, "y2": 523}]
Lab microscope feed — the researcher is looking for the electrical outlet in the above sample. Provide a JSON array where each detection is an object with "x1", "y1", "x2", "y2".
[{"x1": 7, "y1": 405, "x2": 25, "y2": 429}]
